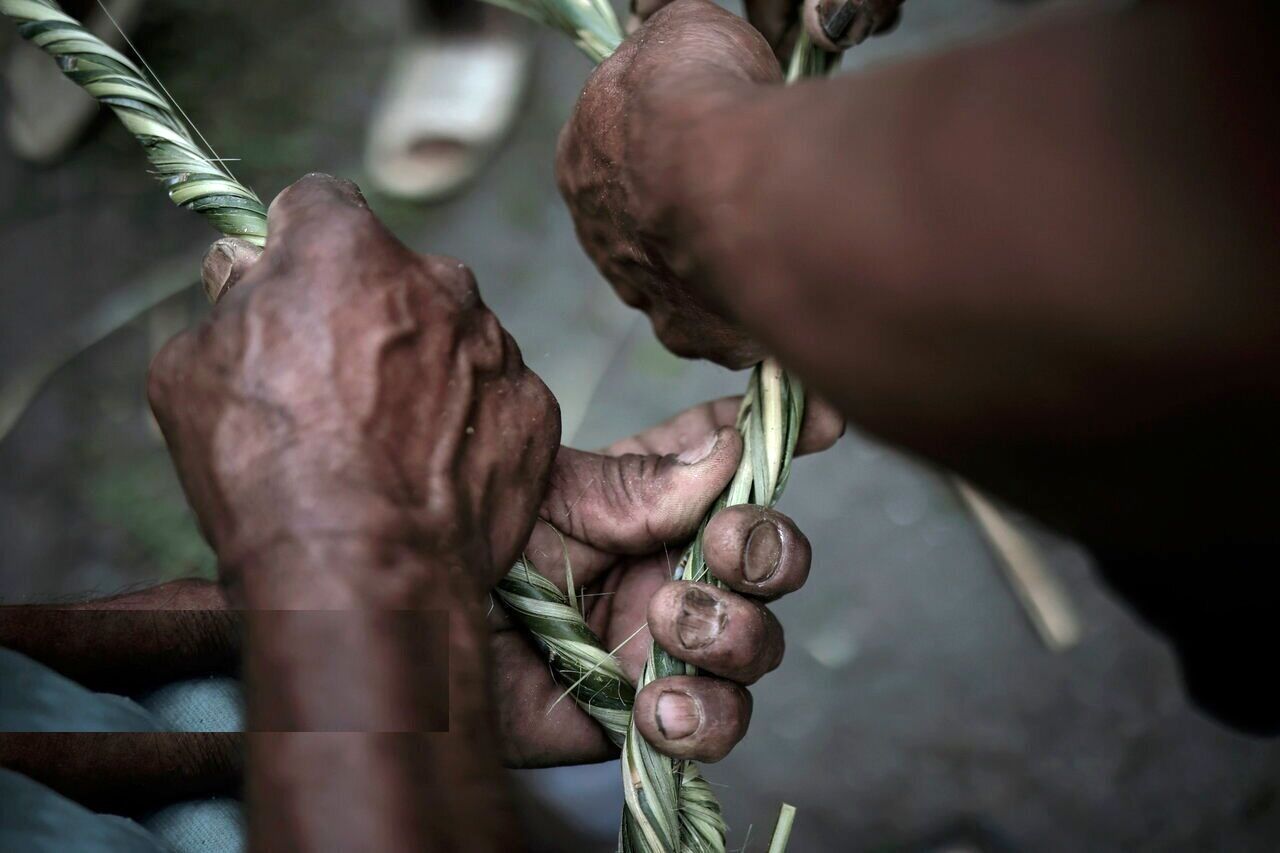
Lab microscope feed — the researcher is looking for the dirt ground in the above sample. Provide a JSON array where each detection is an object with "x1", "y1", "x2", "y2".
[{"x1": 2, "y1": 0, "x2": 1278, "y2": 850}]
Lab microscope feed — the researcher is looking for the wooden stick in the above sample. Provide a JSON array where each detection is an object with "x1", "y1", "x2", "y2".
[{"x1": 953, "y1": 478, "x2": 1082, "y2": 652}]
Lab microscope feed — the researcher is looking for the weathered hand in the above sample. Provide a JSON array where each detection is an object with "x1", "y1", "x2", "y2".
[
  {"x1": 557, "y1": 0, "x2": 781, "y2": 368},
  {"x1": 494, "y1": 397, "x2": 844, "y2": 766},
  {"x1": 149, "y1": 174, "x2": 560, "y2": 596}
]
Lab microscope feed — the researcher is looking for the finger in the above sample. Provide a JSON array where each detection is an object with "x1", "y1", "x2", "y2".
[
  {"x1": 603, "y1": 397, "x2": 742, "y2": 456},
  {"x1": 798, "y1": 394, "x2": 846, "y2": 453},
  {"x1": 489, "y1": 627, "x2": 616, "y2": 767},
  {"x1": 264, "y1": 172, "x2": 372, "y2": 245},
  {"x1": 633, "y1": 675, "x2": 752, "y2": 762},
  {"x1": 805, "y1": 0, "x2": 902, "y2": 53},
  {"x1": 605, "y1": 395, "x2": 842, "y2": 458},
  {"x1": 598, "y1": 555, "x2": 668, "y2": 681},
  {"x1": 147, "y1": 325, "x2": 197, "y2": 420},
  {"x1": 647, "y1": 582, "x2": 784, "y2": 684},
  {"x1": 522, "y1": 521, "x2": 617, "y2": 592},
  {"x1": 202, "y1": 237, "x2": 264, "y2": 305},
  {"x1": 542, "y1": 426, "x2": 742, "y2": 553},
  {"x1": 703, "y1": 505, "x2": 812, "y2": 598}
]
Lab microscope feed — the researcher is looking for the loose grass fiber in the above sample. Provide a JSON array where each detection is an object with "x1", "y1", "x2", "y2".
[{"x1": 0, "y1": 0, "x2": 267, "y2": 245}]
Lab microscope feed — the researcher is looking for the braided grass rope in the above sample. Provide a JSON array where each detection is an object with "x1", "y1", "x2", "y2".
[
  {"x1": 622, "y1": 363, "x2": 803, "y2": 853},
  {"x1": 0, "y1": 0, "x2": 268, "y2": 245},
  {"x1": 497, "y1": 559, "x2": 636, "y2": 745},
  {"x1": 2, "y1": 1, "x2": 828, "y2": 850},
  {"x1": 486, "y1": 6, "x2": 837, "y2": 850},
  {"x1": 485, "y1": 0, "x2": 623, "y2": 64}
]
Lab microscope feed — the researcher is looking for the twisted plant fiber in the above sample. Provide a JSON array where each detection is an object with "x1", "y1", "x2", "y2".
[
  {"x1": 483, "y1": 0, "x2": 624, "y2": 64},
  {"x1": 487, "y1": 7, "x2": 836, "y2": 851},
  {"x1": 497, "y1": 364, "x2": 807, "y2": 853},
  {"x1": 4, "y1": 1, "x2": 828, "y2": 849},
  {"x1": 1, "y1": 0, "x2": 268, "y2": 246},
  {"x1": 620, "y1": 363, "x2": 805, "y2": 853}
]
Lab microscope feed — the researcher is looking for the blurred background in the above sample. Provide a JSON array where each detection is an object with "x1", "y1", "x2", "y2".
[{"x1": 2, "y1": 0, "x2": 1279, "y2": 850}]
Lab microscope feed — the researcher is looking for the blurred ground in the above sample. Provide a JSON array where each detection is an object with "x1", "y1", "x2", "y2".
[{"x1": 2, "y1": 0, "x2": 1279, "y2": 850}]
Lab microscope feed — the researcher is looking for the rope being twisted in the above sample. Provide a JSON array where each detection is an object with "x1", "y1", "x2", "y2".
[
  {"x1": 0, "y1": 0, "x2": 268, "y2": 245},
  {"x1": 488, "y1": 10, "x2": 835, "y2": 850},
  {"x1": 1, "y1": 2, "x2": 833, "y2": 849},
  {"x1": 497, "y1": 363, "x2": 810, "y2": 853}
]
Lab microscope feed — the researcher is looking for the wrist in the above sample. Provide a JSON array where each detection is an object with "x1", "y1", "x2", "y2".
[
  {"x1": 212, "y1": 437, "x2": 425, "y2": 561},
  {"x1": 224, "y1": 533, "x2": 485, "y2": 611},
  {"x1": 236, "y1": 537, "x2": 492, "y2": 735}
]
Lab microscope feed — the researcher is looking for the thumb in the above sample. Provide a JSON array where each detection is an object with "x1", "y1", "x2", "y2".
[
  {"x1": 201, "y1": 237, "x2": 263, "y2": 304},
  {"x1": 542, "y1": 427, "x2": 743, "y2": 554}
]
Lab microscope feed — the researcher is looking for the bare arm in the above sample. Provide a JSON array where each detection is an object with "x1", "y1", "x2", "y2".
[
  {"x1": 233, "y1": 539, "x2": 517, "y2": 853},
  {"x1": 0, "y1": 580, "x2": 235, "y2": 692},
  {"x1": 0, "y1": 582, "x2": 243, "y2": 811},
  {"x1": 559, "y1": 0, "x2": 1280, "y2": 553},
  {"x1": 146, "y1": 175, "x2": 559, "y2": 851}
]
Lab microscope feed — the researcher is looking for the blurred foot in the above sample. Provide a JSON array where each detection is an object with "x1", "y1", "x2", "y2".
[{"x1": 364, "y1": 16, "x2": 533, "y2": 202}]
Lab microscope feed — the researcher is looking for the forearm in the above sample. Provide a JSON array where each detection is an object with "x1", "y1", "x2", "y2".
[
  {"x1": 668, "y1": 0, "x2": 1280, "y2": 546},
  {"x1": 0, "y1": 580, "x2": 238, "y2": 691},
  {"x1": 234, "y1": 536, "x2": 521, "y2": 853},
  {"x1": 0, "y1": 733, "x2": 242, "y2": 814}
]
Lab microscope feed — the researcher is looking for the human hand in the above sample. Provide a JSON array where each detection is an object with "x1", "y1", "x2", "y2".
[
  {"x1": 4, "y1": 397, "x2": 836, "y2": 827},
  {"x1": 148, "y1": 174, "x2": 560, "y2": 599},
  {"x1": 557, "y1": 0, "x2": 783, "y2": 368},
  {"x1": 492, "y1": 396, "x2": 844, "y2": 766}
]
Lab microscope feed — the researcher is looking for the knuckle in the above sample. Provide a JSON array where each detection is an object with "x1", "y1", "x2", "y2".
[
  {"x1": 421, "y1": 254, "x2": 481, "y2": 307},
  {"x1": 327, "y1": 176, "x2": 369, "y2": 208},
  {"x1": 526, "y1": 374, "x2": 561, "y2": 441},
  {"x1": 147, "y1": 333, "x2": 187, "y2": 412},
  {"x1": 466, "y1": 309, "x2": 509, "y2": 374},
  {"x1": 269, "y1": 174, "x2": 377, "y2": 245},
  {"x1": 292, "y1": 172, "x2": 361, "y2": 204},
  {"x1": 801, "y1": 402, "x2": 846, "y2": 452},
  {"x1": 604, "y1": 453, "x2": 657, "y2": 513},
  {"x1": 718, "y1": 343, "x2": 765, "y2": 370},
  {"x1": 652, "y1": 313, "x2": 755, "y2": 369}
]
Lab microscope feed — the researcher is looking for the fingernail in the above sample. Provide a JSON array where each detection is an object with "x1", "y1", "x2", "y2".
[
  {"x1": 677, "y1": 431, "x2": 719, "y2": 466},
  {"x1": 744, "y1": 521, "x2": 782, "y2": 582},
  {"x1": 202, "y1": 242, "x2": 234, "y2": 303},
  {"x1": 677, "y1": 587, "x2": 725, "y2": 649},
  {"x1": 821, "y1": 0, "x2": 859, "y2": 43},
  {"x1": 655, "y1": 691, "x2": 701, "y2": 740}
]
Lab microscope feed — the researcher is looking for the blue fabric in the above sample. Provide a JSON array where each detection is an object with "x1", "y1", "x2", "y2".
[
  {"x1": 143, "y1": 799, "x2": 246, "y2": 853},
  {"x1": 139, "y1": 677, "x2": 245, "y2": 734},
  {"x1": 0, "y1": 647, "x2": 164, "y2": 733},
  {"x1": 0, "y1": 768, "x2": 169, "y2": 853},
  {"x1": 0, "y1": 649, "x2": 248, "y2": 851}
]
